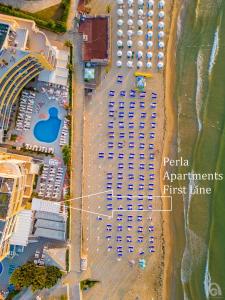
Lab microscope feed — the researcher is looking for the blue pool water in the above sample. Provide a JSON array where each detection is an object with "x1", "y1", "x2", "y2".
[{"x1": 34, "y1": 107, "x2": 61, "y2": 143}]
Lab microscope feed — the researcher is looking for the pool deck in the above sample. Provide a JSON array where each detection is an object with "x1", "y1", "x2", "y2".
[{"x1": 10, "y1": 83, "x2": 69, "y2": 159}]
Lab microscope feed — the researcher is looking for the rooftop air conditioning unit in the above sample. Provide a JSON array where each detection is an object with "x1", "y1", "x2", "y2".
[{"x1": 83, "y1": 34, "x2": 88, "y2": 42}]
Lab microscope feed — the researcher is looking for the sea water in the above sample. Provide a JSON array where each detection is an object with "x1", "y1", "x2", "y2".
[{"x1": 172, "y1": 0, "x2": 225, "y2": 299}]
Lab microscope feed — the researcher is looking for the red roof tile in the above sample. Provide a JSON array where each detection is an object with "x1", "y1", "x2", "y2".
[{"x1": 79, "y1": 17, "x2": 109, "y2": 62}]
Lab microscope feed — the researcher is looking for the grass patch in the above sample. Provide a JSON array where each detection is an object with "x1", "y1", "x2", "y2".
[
  {"x1": 0, "y1": 1, "x2": 71, "y2": 33},
  {"x1": 35, "y1": 4, "x2": 64, "y2": 21}
]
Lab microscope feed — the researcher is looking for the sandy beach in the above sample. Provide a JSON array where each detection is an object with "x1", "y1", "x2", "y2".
[
  {"x1": 69, "y1": 0, "x2": 181, "y2": 299},
  {"x1": 160, "y1": 0, "x2": 181, "y2": 299}
]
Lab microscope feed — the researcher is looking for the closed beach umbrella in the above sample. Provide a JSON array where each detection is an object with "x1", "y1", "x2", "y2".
[
  {"x1": 117, "y1": 19, "x2": 124, "y2": 26},
  {"x1": 137, "y1": 19, "x2": 144, "y2": 27},
  {"x1": 158, "y1": 31, "x2": 165, "y2": 39},
  {"x1": 147, "y1": 31, "x2": 153, "y2": 39},
  {"x1": 117, "y1": 40, "x2": 123, "y2": 47},
  {"x1": 127, "y1": 0, "x2": 133, "y2": 6},
  {"x1": 127, "y1": 19, "x2": 133, "y2": 26},
  {"x1": 158, "y1": 0, "x2": 165, "y2": 8},
  {"x1": 117, "y1": 8, "x2": 123, "y2": 16},
  {"x1": 146, "y1": 51, "x2": 153, "y2": 59},
  {"x1": 158, "y1": 10, "x2": 165, "y2": 19},
  {"x1": 146, "y1": 61, "x2": 152, "y2": 69},
  {"x1": 138, "y1": 40, "x2": 143, "y2": 47},
  {"x1": 117, "y1": 50, "x2": 123, "y2": 57},
  {"x1": 147, "y1": 21, "x2": 153, "y2": 29},
  {"x1": 117, "y1": 29, "x2": 123, "y2": 37},
  {"x1": 138, "y1": 9, "x2": 144, "y2": 16},
  {"x1": 157, "y1": 61, "x2": 164, "y2": 69},
  {"x1": 137, "y1": 30, "x2": 143, "y2": 36},
  {"x1": 127, "y1": 50, "x2": 132, "y2": 57},
  {"x1": 147, "y1": 0, "x2": 154, "y2": 8},
  {"x1": 137, "y1": 50, "x2": 143, "y2": 58},
  {"x1": 127, "y1": 40, "x2": 133, "y2": 47},
  {"x1": 158, "y1": 21, "x2": 165, "y2": 29},
  {"x1": 128, "y1": 9, "x2": 134, "y2": 16},
  {"x1": 158, "y1": 41, "x2": 165, "y2": 48},
  {"x1": 147, "y1": 10, "x2": 154, "y2": 18},
  {"x1": 127, "y1": 30, "x2": 133, "y2": 36},
  {"x1": 117, "y1": 60, "x2": 122, "y2": 67},
  {"x1": 147, "y1": 40, "x2": 153, "y2": 48},
  {"x1": 138, "y1": 0, "x2": 144, "y2": 5},
  {"x1": 158, "y1": 51, "x2": 164, "y2": 59},
  {"x1": 127, "y1": 61, "x2": 133, "y2": 68},
  {"x1": 137, "y1": 61, "x2": 143, "y2": 68}
]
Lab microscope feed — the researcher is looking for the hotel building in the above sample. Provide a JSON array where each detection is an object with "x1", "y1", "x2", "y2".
[
  {"x1": 0, "y1": 14, "x2": 68, "y2": 142},
  {"x1": 0, "y1": 148, "x2": 39, "y2": 261}
]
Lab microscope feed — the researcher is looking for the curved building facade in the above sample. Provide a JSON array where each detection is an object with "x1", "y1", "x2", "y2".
[{"x1": 0, "y1": 14, "x2": 58, "y2": 140}]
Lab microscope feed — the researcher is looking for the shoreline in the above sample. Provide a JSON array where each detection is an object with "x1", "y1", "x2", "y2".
[{"x1": 160, "y1": 0, "x2": 181, "y2": 299}]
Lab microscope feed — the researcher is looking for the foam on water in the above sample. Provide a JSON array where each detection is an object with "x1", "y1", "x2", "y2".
[
  {"x1": 204, "y1": 250, "x2": 210, "y2": 299},
  {"x1": 195, "y1": 51, "x2": 204, "y2": 132},
  {"x1": 208, "y1": 26, "x2": 219, "y2": 75}
]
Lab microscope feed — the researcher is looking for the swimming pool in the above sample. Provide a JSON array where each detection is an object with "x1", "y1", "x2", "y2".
[
  {"x1": 0, "y1": 262, "x2": 3, "y2": 275},
  {"x1": 34, "y1": 107, "x2": 61, "y2": 143}
]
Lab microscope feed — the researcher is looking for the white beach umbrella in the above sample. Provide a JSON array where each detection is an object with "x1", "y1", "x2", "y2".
[
  {"x1": 157, "y1": 61, "x2": 164, "y2": 69},
  {"x1": 158, "y1": 52, "x2": 164, "y2": 59},
  {"x1": 138, "y1": 9, "x2": 144, "y2": 16},
  {"x1": 137, "y1": 19, "x2": 143, "y2": 27},
  {"x1": 127, "y1": 29, "x2": 133, "y2": 37},
  {"x1": 158, "y1": 31, "x2": 165, "y2": 39},
  {"x1": 137, "y1": 30, "x2": 143, "y2": 36},
  {"x1": 147, "y1": 21, "x2": 153, "y2": 29},
  {"x1": 146, "y1": 31, "x2": 153, "y2": 39},
  {"x1": 117, "y1": 19, "x2": 124, "y2": 26},
  {"x1": 158, "y1": 0, "x2": 165, "y2": 9},
  {"x1": 117, "y1": 8, "x2": 123, "y2": 16},
  {"x1": 146, "y1": 61, "x2": 152, "y2": 69},
  {"x1": 127, "y1": 19, "x2": 133, "y2": 26},
  {"x1": 158, "y1": 41, "x2": 165, "y2": 48},
  {"x1": 128, "y1": 9, "x2": 134, "y2": 16},
  {"x1": 158, "y1": 21, "x2": 165, "y2": 30},
  {"x1": 147, "y1": 0, "x2": 154, "y2": 8},
  {"x1": 127, "y1": 40, "x2": 133, "y2": 47},
  {"x1": 127, "y1": 61, "x2": 133, "y2": 68},
  {"x1": 127, "y1": 50, "x2": 133, "y2": 57},
  {"x1": 117, "y1": 50, "x2": 123, "y2": 57},
  {"x1": 117, "y1": 40, "x2": 123, "y2": 47},
  {"x1": 137, "y1": 61, "x2": 143, "y2": 68},
  {"x1": 158, "y1": 10, "x2": 165, "y2": 19},
  {"x1": 117, "y1": 0, "x2": 124, "y2": 4},
  {"x1": 146, "y1": 51, "x2": 153, "y2": 59},
  {"x1": 147, "y1": 40, "x2": 153, "y2": 48},
  {"x1": 117, "y1": 60, "x2": 122, "y2": 67},
  {"x1": 147, "y1": 10, "x2": 154, "y2": 18},
  {"x1": 117, "y1": 29, "x2": 123, "y2": 37},
  {"x1": 138, "y1": 0, "x2": 144, "y2": 5},
  {"x1": 137, "y1": 40, "x2": 143, "y2": 47},
  {"x1": 127, "y1": 0, "x2": 133, "y2": 6},
  {"x1": 137, "y1": 50, "x2": 143, "y2": 58}
]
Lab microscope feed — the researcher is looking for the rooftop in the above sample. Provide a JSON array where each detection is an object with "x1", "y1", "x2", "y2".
[
  {"x1": 78, "y1": 16, "x2": 109, "y2": 62},
  {"x1": 0, "y1": 23, "x2": 9, "y2": 51},
  {"x1": 0, "y1": 177, "x2": 13, "y2": 219}
]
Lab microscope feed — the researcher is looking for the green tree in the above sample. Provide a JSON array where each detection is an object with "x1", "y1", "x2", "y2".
[
  {"x1": 10, "y1": 262, "x2": 62, "y2": 292},
  {"x1": 80, "y1": 279, "x2": 100, "y2": 291},
  {"x1": 106, "y1": 4, "x2": 111, "y2": 13},
  {"x1": 64, "y1": 40, "x2": 72, "y2": 48},
  {"x1": 62, "y1": 145, "x2": 71, "y2": 166}
]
